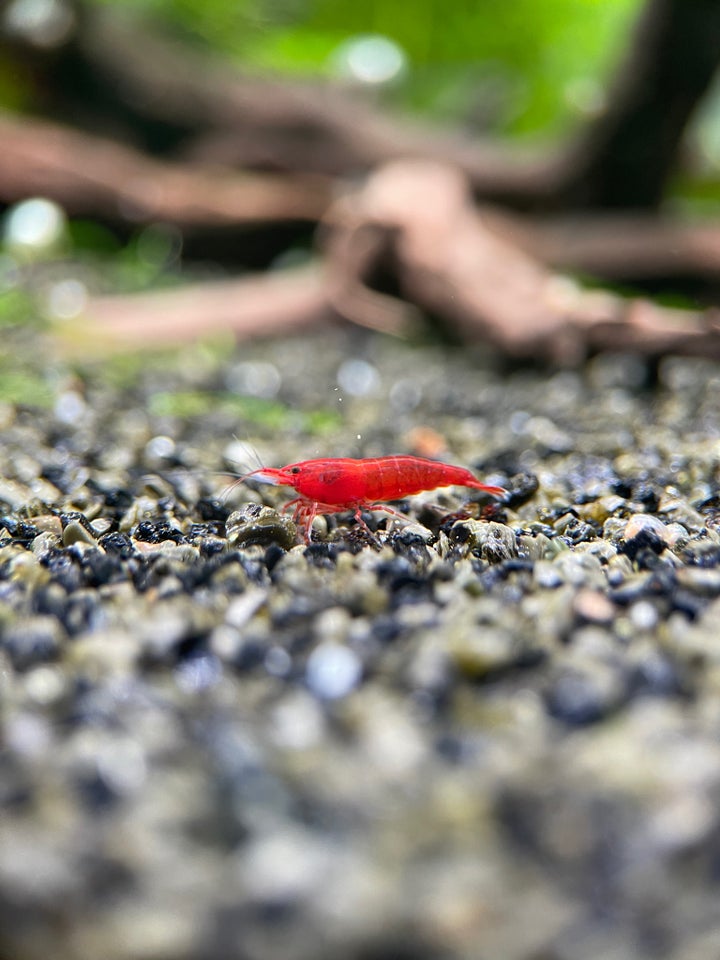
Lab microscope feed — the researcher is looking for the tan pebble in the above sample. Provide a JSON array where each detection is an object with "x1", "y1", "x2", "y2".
[
  {"x1": 62, "y1": 519, "x2": 97, "y2": 547},
  {"x1": 622, "y1": 514, "x2": 669, "y2": 543},
  {"x1": 573, "y1": 588, "x2": 615, "y2": 625},
  {"x1": 90, "y1": 518, "x2": 113, "y2": 536},
  {"x1": 32, "y1": 515, "x2": 63, "y2": 536}
]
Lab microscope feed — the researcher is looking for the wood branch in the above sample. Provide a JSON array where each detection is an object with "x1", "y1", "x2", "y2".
[
  {"x1": 6, "y1": 112, "x2": 720, "y2": 289},
  {"x1": 323, "y1": 161, "x2": 720, "y2": 364},
  {"x1": 60, "y1": 160, "x2": 720, "y2": 366},
  {"x1": 65, "y1": 260, "x2": 409, "y2": 355},
  {"x1": 480, "y1": 211, "x2": 720, "y2": 282},
  {"x1": 5, "y1": 112, "x2": 720, "y2": 289},
  {"x1": 0, "y1": 114, "x2": 332, "y2": 228},
  {"x1": 64, "y1": 266, "x2": 332, "y2": 352}
]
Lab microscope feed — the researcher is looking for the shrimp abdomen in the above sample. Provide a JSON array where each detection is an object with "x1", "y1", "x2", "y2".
[{"x1": 362, "y1": 456, "x2": 499, "y2": 501}]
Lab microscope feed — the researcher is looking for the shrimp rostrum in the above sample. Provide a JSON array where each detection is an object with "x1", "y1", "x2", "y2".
[{"x1": 242, "y1": 455, "x2": 507, "y2": 542}]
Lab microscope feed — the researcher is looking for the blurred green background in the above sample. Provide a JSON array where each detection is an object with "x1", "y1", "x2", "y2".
[
  {"x1": 83, "y1": 0, "x2": 641, "y2": 136},
  {"x1": 0, "y1": 0, "x2": 642, "y2": 138}
]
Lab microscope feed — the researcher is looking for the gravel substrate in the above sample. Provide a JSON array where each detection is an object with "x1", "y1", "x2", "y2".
[{"x1": 3, "y1": 329, "x2": 720, "y2": 960}]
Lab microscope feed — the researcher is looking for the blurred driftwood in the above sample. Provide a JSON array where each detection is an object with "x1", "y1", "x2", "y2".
[
  {"x1": 0, "y1": 115, "x2": 331, "y2": 228},
  {"x1": 325, "y1": 162, "x2": 720, "y2": 363},
  {"x1": 5, "y1": 112, "x2": 720, "y2": 286},
  {"x1": 76, "y1": 161, "x2": 720, "y2": 365},
  {"x1": 70, "y1": 266, "x2": 330, "y2": 352},
  {"x1": 487, "y1": 213, "x2": 720, "y2": 282}
]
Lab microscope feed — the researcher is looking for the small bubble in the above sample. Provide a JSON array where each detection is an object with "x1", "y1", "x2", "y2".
[
  {"x1": 337, "y1": 358, "x2": 381, "y2": 397},
  {"x1": 3, "y1": 0, "x2": 76, "y2": 49},
  {"x1": 564, "y1": 76, "x2": 606, "y2": 116},
  {"x1": 226, "y1": 362, "x2": 281, "y2": 398},
  {"x1": 331, "y1": 34, "x2": 407, "y2": 86},
  {"x1": 3, "y1": 197, "x2": 66, "y2": 254},
  {"x1": 46, "y1": 278, "x2": 87, "y2": 319}
]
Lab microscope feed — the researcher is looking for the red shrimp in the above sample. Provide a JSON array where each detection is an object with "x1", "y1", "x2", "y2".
[{"x1": 242, "y1": 455, "x2": 507, "y2": 542}]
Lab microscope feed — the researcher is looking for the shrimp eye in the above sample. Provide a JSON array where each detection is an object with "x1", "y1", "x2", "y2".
[{"x1": 290, "y1": 466, "x2": 300, "y2": 474}]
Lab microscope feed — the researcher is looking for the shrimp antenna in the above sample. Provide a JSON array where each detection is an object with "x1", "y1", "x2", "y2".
[
  {"x1": 228, "y1": 433, "x2": 265, "y2": 471},
  {"x1": 248, "y1": 439, "x2": 265, "y2": 472},
  {"x1": 215, "y1": 469, "x2": 256, "y2": 505},
  {"x1": 215, "y1": 437, "x2": 267, "y2": 504}
]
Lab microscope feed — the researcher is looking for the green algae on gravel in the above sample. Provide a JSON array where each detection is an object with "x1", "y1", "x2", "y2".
[{"x1": 148, "y1": 389, "x2": 342, "y2": 433}]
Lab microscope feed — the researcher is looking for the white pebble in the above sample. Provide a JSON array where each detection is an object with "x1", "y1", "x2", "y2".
[
  {"x1": 630, "y1": 600, "x2": 659, "y2": 632},
  {"x1": 305, "y1": 643, "x2": 361, "y2": 700}
]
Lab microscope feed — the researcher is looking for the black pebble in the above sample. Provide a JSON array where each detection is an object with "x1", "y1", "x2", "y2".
[
  {"x1": 41, "y1": 548, "x2": 83, "y2": 592},
  {"x1": 2, "y1": 618, "x2": 60, "y2": 669},
  {"x1": 134, "y1": 519, "x2": 186, "y2": 544},
  {"x1": 0, "y1": 517, "x2": 39, "y2": 545},
  {"x1": 78, "y1": 549, "x2": 123, "y2": 588},
  {"x1": 197, "y1": 498, "x2": 229, "y2": 522},
  {"x1": 503, "y1": 472, "x2": 539, "y2": 508},
  {"x1": 619, "y1": 527, "x2": 666, "y2": 563},
  {"x1": 75, "y1": 770, "x2": 120, "y2": 813},
  {"x1": 545, "y1": 668, "x2": 625, "y2": 726},
  {"x1": 98, "y1": 532, "x2": 135, "y2": 558},
  {"x1": 188, "y1": 521, "x2": 226, "y2": 540},
  {"x1": 264, "y1": 543, "x2": 285, "y2": 572},
  {"x1": 304, "y1": 542, "x2": 339, "y2": 567}
]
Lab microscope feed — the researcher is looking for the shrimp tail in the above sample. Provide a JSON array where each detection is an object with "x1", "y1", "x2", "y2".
[
  {"x1": 415, "y1": 460, "x2": 507, "y2": 500},
  {"x1": 464, "y1": 479, "x2": 508, "y2": 498}
]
